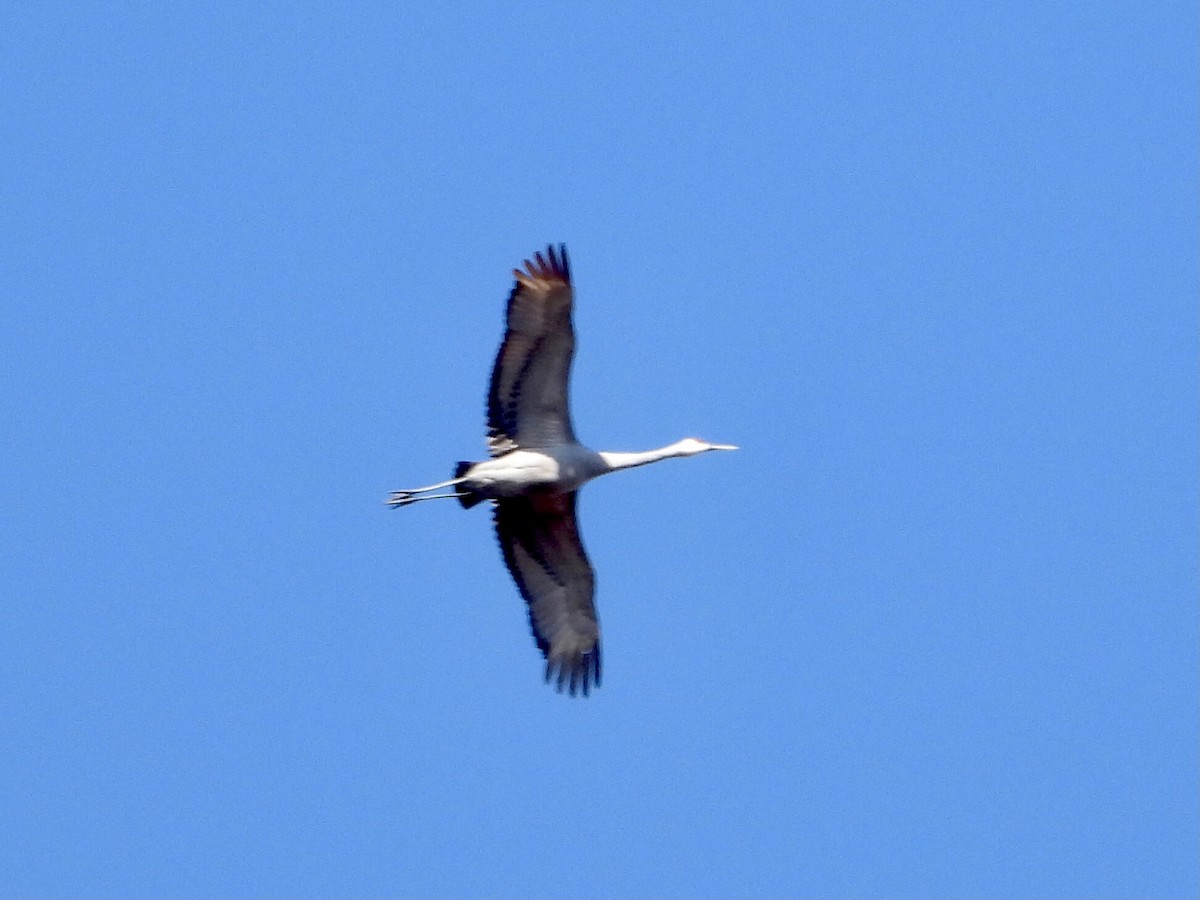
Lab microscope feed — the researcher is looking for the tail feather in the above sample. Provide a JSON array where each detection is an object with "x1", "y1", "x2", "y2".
[{"x1": 455, "y1": 461, "x2": 483, "y2": 509}]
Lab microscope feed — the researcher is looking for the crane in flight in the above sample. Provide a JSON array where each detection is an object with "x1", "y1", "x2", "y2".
[{"x1": 388, "y1": 245, "x2": 736, "y2": 695}]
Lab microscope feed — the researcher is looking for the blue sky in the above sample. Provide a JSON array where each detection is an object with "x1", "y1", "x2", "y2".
[{"x1": 1, "y1": 2, "x2": 1196, "y2": 897}]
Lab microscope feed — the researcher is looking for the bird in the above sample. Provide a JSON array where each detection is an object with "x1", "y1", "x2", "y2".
[{"x1": 388, "y1": 244, "x2": 736, "y2": 696}]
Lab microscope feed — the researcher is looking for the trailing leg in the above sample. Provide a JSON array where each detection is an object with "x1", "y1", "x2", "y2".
[
  {"x1": 386, "y1": 474, "x2": 468, "y2": 508},
  {"x1": 386, "y1": 461, "x2": 485, "y2": 509}
]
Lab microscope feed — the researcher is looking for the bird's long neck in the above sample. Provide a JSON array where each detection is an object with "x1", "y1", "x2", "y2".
[{"x1": 598, "y1": 441, "x2": 691, "y2": 473}]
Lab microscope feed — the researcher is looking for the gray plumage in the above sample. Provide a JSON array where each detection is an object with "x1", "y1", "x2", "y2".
[{"x1": 388, "y1": 245, "x2": 736, "y2": 695}]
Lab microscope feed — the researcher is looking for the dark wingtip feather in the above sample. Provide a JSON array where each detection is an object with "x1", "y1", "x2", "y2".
[
  {"x1": 517, "y1": 244, "x2": 570, "y2": 286},
  {"x1": 542, "y1": 646, "x2": 601, "y2": 697}
]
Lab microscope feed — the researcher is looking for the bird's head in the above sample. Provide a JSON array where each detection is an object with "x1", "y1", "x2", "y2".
[{"x1": 675, "y1": 437, "x2": 739, "y2": 456}]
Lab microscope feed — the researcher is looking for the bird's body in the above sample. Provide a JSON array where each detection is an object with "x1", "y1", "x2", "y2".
[
  {"x1": 459, "y1": 444, "x2": 607, "y2": 499},
  {"x1": 389, "y1": 245, "x2": 735, "y2": 695}
]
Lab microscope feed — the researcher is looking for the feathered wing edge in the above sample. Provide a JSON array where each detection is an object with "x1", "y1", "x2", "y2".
[
  {"x1": 493, "y1": 491, "x2": 601, "y2": 696},
  {"x1": 485, "y1": 244, "x2": 574, "y2": 457}
]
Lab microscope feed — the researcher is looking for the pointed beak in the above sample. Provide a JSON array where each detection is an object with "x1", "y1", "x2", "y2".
[{"x1": 710, "y1": 443, "x2": 739, "y2": 451}]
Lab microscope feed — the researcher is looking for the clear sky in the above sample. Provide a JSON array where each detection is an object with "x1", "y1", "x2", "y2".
[{"x1": 1, "y1": 3, "x2": 1196, "y2": 898}]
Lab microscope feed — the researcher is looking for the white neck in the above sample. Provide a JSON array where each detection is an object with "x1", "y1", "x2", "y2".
[{"x1": 598, "y1": 440, "x2": 696, "y2": 473}]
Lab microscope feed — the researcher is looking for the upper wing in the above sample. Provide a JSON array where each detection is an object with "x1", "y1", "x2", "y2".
[
  {"x1": 494, "y1": 491, "x2": 601, "y2": 695},
  {"x1": 486, "y1": 244, "x2": 577, "y2": 456}
]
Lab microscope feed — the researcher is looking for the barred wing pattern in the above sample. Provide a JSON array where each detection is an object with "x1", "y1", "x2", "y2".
[
  {"x1": 486, "y1": 245, "x2": 577, "y2": 457},
  {"x1": 494, "y1": 491, "x2": 601, "y2": 696}
]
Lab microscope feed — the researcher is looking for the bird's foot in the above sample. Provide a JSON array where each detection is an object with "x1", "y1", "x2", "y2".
[{"x1": 386, "y1": 491, "x2": 417, "y2": 508}]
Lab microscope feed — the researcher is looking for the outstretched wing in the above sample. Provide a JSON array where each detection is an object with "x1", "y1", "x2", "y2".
[
  {"x1": 486, "y1": 244, "x2": 577, "y2": 457},
  {"x1": 494, "y1": 491, "x2": 601, "y2": 696}
]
